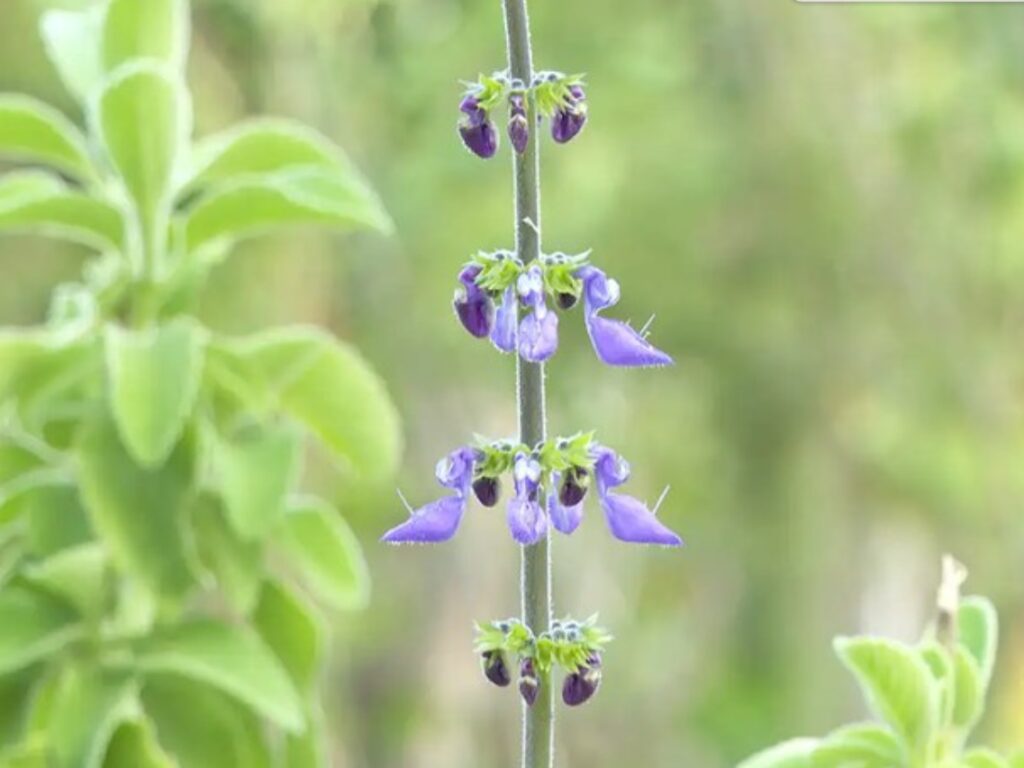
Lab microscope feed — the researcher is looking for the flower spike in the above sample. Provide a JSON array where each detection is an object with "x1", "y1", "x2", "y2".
[{"x1": 578, "y1": 266, "x2": 673, "y2": 368}]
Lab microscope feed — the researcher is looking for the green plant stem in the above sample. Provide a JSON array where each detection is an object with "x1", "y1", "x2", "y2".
[{"x1": 501, "y1": 0, "x2": 553, "y2": 766}]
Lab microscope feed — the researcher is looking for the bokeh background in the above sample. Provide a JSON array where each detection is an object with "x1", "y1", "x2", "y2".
[{"x1": 3, "y1": 0, "x2": 1024, "y2": 765}]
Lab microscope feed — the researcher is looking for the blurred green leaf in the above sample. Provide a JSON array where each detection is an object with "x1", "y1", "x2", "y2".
[
  {"x1": 810, "y1": 723, "x2": 903, "y2": 768},
  {"x1": 48, "y1": 664, "x2": 136, "y2": 768},
  {"x1": 959, "y1": 596, "x2": 998, "y2": 692},
  {"x1": 39, "y1": 7, "x2": 105, "y2": 104},
  {"x1": 102, "y1": 719, "x2": 175, "y2": 768},
  {"x1": 278, "y1": 496, "x2": 369, "y2": 611},
  {"x1": 951, "y1": 645, "x2": 983, "y2": 732},
  {"x1": 76, "y1": 416, "x2": 196, "y2": 602},
  {"x1": 284, "y1": 703, "x2": 327, "y2": 768},
  {"x1": 919, "y1": 642, "x2": 954, "y2": 731},
  {"x1": 102, "y1": 0, "x2": 188, "y2": 73},
  {"x1": 183, "y1": 167, "x2": 391, "y2": 252},
  {"x1": 24, "y1": 485, "x2": 92, "y2": 559},
  {"x1": 23, "y1": 543, "x2": 109, "y2": 620},
  {"x1": 0, "y1": 173, "x2": 123, "y2": 251},
  {"x1": 738, "y1": 739, "x2": 818, "y2": 768},
  {"x1": 834, "y1": 637, "x2": 936, "y2": 754},
  {"x1": 253, "y1": 580, "x2": 322, "y2": 695},
  {"x1": 184, "y1": 119, "x2": 352, "y2": 194},
  {"x1": 0, "y1": 740, "x2": 48, "y2": 768},
  {"x1": 141, "y1": 677, "x2": 272, "y2": 768},
  {"x1": 218, "y1": 424, "x2": 300, "y2": 540},
  {"x1": 0, "y1": 96, "x2": 95, "y2": 181},
  {"x1": 135, "y1": 620, "x2": 304, "y2": 733},
  {"x1": 236, "y1": 327, "x2": 401, "y2": 482},
  {"x1": 0, "y1": 467, "x2": 70, "y2": 527},
  {"x1": 0, "y1": 672, "x2": 35, "y2": 750},
  {"x1": 962, "y1": 750, "x2": 1011, "y2": 768},
  {"x1": 0, "y1": 332, "x2": 47, "y2": 403},
  {"x1": 94, "y1": 62, "x2": 189, "y2": 271},
  {"x1": 104, "y1": 319, "x2": 206, "y2": 468},
  {"x1": 0, "y1": 588, "x2": 80, "y2": 676},
  {"x1": 191, "y1": 493, "x2": 262, "y2": 614}
]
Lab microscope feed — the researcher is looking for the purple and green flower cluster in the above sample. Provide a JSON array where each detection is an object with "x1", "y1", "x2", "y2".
[{"x1": 454, "y1": 250, "x2": 673, "y2": 366}]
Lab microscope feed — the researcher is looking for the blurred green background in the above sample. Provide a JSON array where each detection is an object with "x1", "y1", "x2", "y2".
[{"x1": 3, "y1": 0, "x2": 1024, "y2": 765}]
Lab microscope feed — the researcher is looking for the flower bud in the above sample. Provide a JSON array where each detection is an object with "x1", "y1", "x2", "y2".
[
  {"x1": 508, "y1": 92, "x2": 529, "y2": 154},
  {"x1": 552, "y1": 85, "x2": 587, "y2": 145},
  {"x1": 562, "y1": 653, "x2": 602, "y2": 707},
  {"x1": 558, "y1": 467, "x2": 590, "y2": 507},
  {"x1": 454, "y1": 265, "x2": 494, "y2": 338},
  {"x1": 481, "y1": 650, "x2": 511, "y2": 687},
  {"x1": 459, "y1": 95, "x2": 499, "y2": 159},
  {"x1": 472, "y1": 476, "x2": 501, "y2": 507},
  {"x1": 519, "y1": 657, "x2": 539, "y2": 707},
  {"x1": 556, "y1": 292, "x2": 578, "y2": 310}
]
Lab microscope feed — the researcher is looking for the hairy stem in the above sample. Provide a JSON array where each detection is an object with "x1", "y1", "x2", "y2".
[{"x1": 501, "y1": 0, "x2": 552, "y2": 765}]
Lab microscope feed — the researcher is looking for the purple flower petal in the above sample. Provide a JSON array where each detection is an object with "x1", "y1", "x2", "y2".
[
  {"x1": 454, "y1": 265, "x2": 494, "y2": 338},
  {"x1": 547, "y1": 487, "x2": 583, "y2": 535},
  {"x1": 598, "y1": 491, "x2": 682, "y2": 546},
  {"x1": 579, "y1": 266, "x2": 673, "y2": 368},
  {"x1": 507, "y1": 495, "x2": 547, "y2": 545},
  {"x1": 435, "y1": 446, "x2": 477, "y2": 493},
  {"x1": 382, "y1": 495, "x2": 467, "y2": 544},
  {"x1": 591, "y1": 444, "x2": 631, "y2": 494},
  {"x1": 459, "y1": 120, "x2": 498, "y2": 159},
  {"x1": 519, "y1": 309, "x2": 558, "y2": 363},
  {"x1": 490, "y1": 286, "x2": 518, "y2": 353}
]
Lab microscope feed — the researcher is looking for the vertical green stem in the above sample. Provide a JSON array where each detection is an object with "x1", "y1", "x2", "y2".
[{"x1": 501, "y1": 0, "x2": 552, "y2": 766}]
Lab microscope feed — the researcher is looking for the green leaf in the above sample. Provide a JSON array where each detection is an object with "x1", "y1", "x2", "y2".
[
  {"x1": 94, "y1": 62, "x2": 189, "y2": 273},
  {"x1": 0, "y1": 672, "x2": 35, "y2": 750},
  {"x1": 959, "y1": 596, "x2": 998, "y2": 692},
  {"x1": 951, "y1": 645, "x2": 984, "y2": 732},
  {"x1": 76, "y1": 416, "x2": 196, "y2": 602},
  {"x1": 0, "y1": 172, "x2": 123, "y2": 251},
  {"x1": 253, "y1": 581, "x2": 323, "y2": 695},
  {"x1": 738, "y1": 739, "x2": 819, "y2": 768},
  {"x1": 0, "y1": 588, "x2": 80, "y2": 676},
  {"x1": 278, "y1": 496, "x2": 369, "y2": 611},
  {"x1": 40, "y1": 7, "x2": 105, "y2": 104},
  {"x1": 235, "y1": 327, "x2": 401, "y2": 482},
  {"x1": 0, "y1": 467, "x2": 70, "y2": 527},
  {"x1": 103, "y1": 719, "x2": 175, "y2": 768},
  {"x1": 104, "y1": 319, "x2": 206, "y2": 467},
  {"x1": 102, "y1": 0, "x2": 189, "y2": 73},
  {"x1": 218, "y1": 425, "x2": 300, "y2": 539},
  {"x1": 183, "y1": 167, "x2": 391, "y2": 252},
  {"x1": 48, "y1": 665, "x2": 136, "y2": 768},
  {"x1": 919, "y1": 641, "x2": 954, "y2": 731},
  {"x1": 811, "y1": 723, "x2": 903, "y2": 768},
  {"x1": 0, "y1": 96, "x2": 95, "y2": 181},
  {"x1": 284, "y1": 704, "x2": 328, "y2": 768},
  {"x1": 962, "y1": 749, "x2": 1011, "y2": 768},
  {"x1": 834, "y1": 637, "x2": 937, "y2": 753},
  {"x1": 135, "y1": 620, "x2": 304, "y2": 733},
  {"x1": 191, "y1": 493, "x2": 262, "y2": 614},
  {"x1": 0, "y1": 332, "x2": 48, "y2": 403},
  {"x1": 23, "y1": 543, "x2": 110, "y2": 620},
  {"x1": 141, "y1": 677, "x2": 272, "y2": 768},
  {"x1": 0, "y1": 740, "x2": 49, "y2": 768},
  {"x1": 184, "y1": 119, "x2": 352, "y2": 194},
  {"x1": 24, "y1": 485, "x2": 92, "y2": 559}
]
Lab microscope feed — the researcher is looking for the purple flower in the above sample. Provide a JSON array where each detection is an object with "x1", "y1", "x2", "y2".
[
  {"x1": 472, "y1": 476, "x2": 501, "y2": 507},
  {"x1": 453, "y1": 265, "x2": 494, "y2": 338},
  {"x1": 552, "y1": 85, "x2": 587, "y2": 144},
  {"x1": 591, "y1": 444, "x2": 682, "y2": 546},
  {"x1": 507, "y1": 452, "x2": 547, "y2": 545},
  {"x1": 382, "y1": 447, "x2": 477, "y2": 544},
  {"x1": 490, "y1": 286, "x2": 518, "y2": 353},
  {"x1": 459, "y1": 95, "x2": 498, "y2": 159},
  {"x1": 517, "y1": 265, "x2": 559, "y2": 363},
  {"x1": 578, "y1": 266, "x2": 673, "y2": 368},
  {"x1": 562, "y1": 652, "x2": 602, "y2": 706},
  {"x1": 508, "y1": 92, "x2": 529, "y2": 154},
  {"x1": 519, "y1": 657, "x2": 539, "y2": 707}
]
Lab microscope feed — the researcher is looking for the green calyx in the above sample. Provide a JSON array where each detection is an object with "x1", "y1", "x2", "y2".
[
  {"x1": 473, "y1": 432, "x2": 595, "y2": 481},
  {"x1": 467, "y1": 249, "x2": 591, "y2": 303},
  {"x1": 474, "y1": 615, "x2": 612, "y2": 676},
  {"x1": 463, "y1": 71, "x2": 587, "y2": 118}
]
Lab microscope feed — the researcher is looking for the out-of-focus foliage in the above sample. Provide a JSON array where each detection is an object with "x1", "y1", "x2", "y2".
[
  {"x1": 0, "y1": 0, "x2": 399, "y2": 765},
  {"x1": 4, "y1": 0, "x2": 1024, "y2": 766},
  {"x1": 741, "y1": 572, "x2": 1021, "y2": 768}
]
